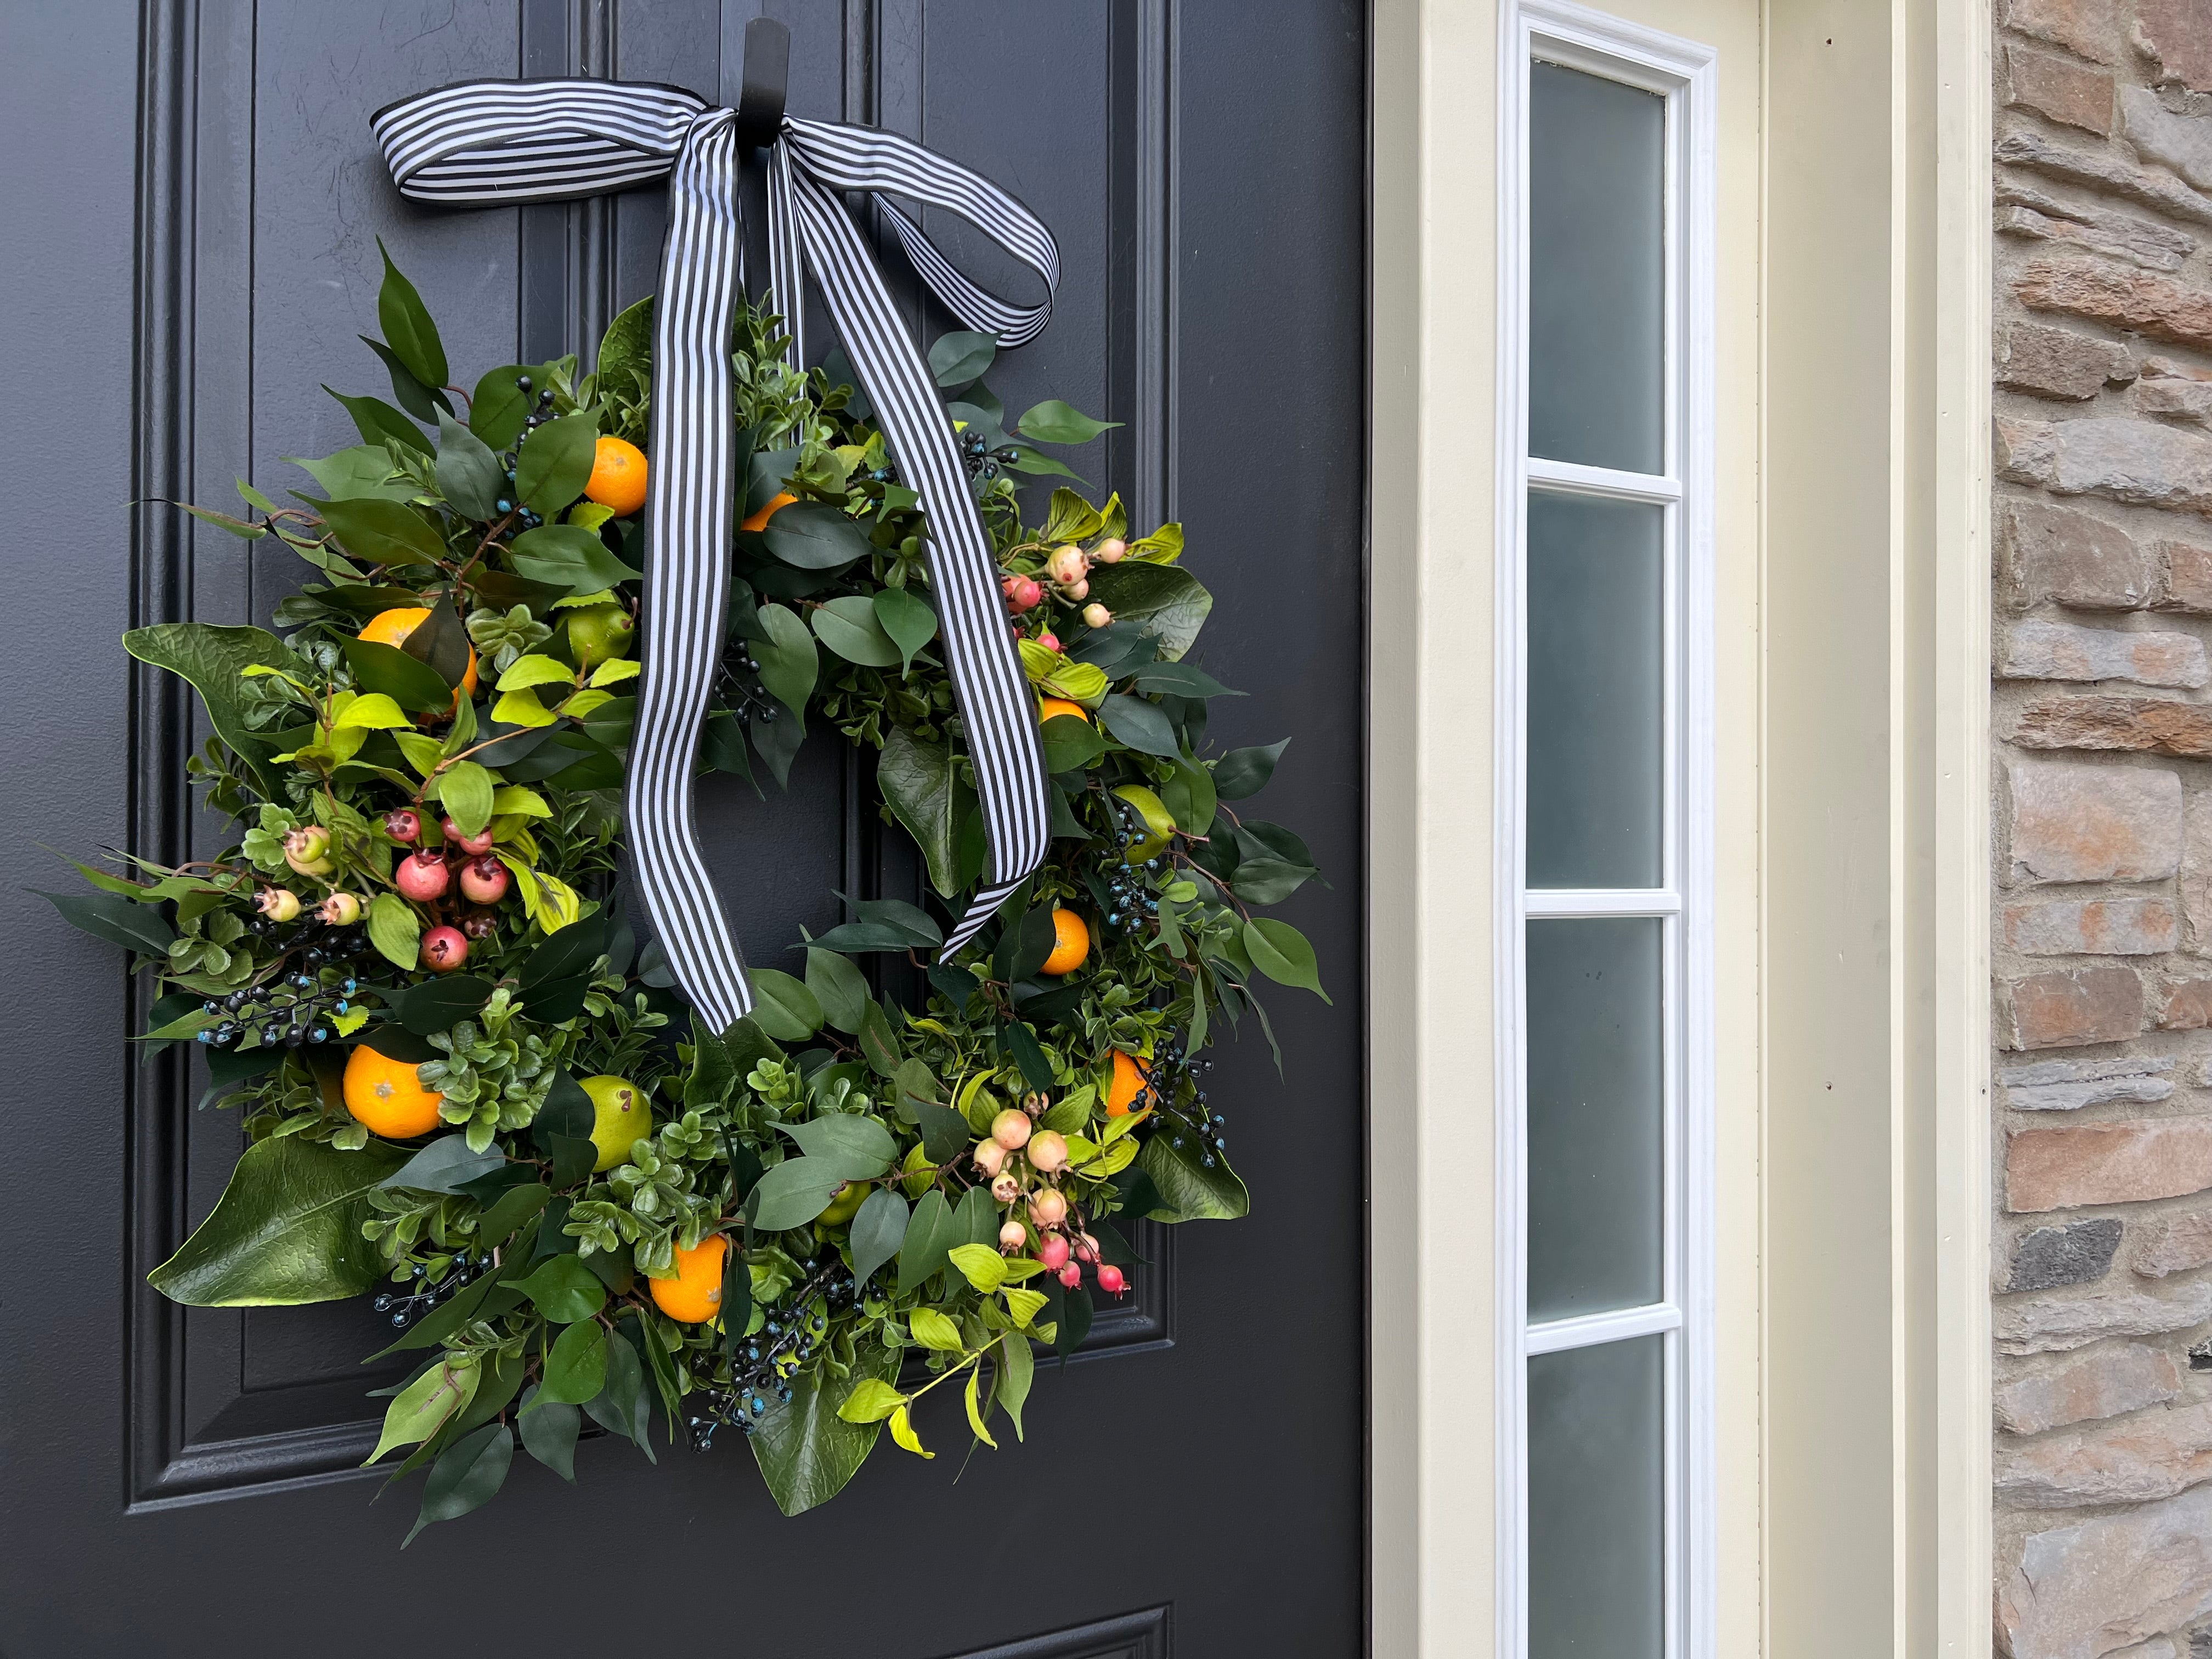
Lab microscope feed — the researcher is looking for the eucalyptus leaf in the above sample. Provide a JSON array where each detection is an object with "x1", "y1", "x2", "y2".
[
  {"x1": 148, "y1": 1135, "x2": 406, "y2": 1305},
  {"x1": 929, "y1": 329, "x2": 998, "y2": 387},
  {"x1": 848, "y1": 1188, "x2": 909, "y2": 1288},
  {"x1": 811, "y1": 595, "x2": 902, "y2": 667},
  {"x1": 381, "y1": 1135, "x2": 507, "y2": 1195},
  {"x1": 761, "y1": 500, "x2": 873, "y2": 571},
  {"x1": 748, "y1": 967, "x2": 823, "y2": 1042},
  {"x1": 804, "y1": 946, "x2": 871, "y2": 1034},
  {"x1": 782, "y1": 1114, "x2": 896, "y2": 1177},
  {"x1": 872, "y1": 586, "x2": 937, "y2": 674},
  {"x1": 746, "y1": 1155, "x2": 850, "y2": 1231}
]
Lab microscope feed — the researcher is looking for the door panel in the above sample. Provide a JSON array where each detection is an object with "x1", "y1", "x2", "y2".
[{"x1": 0, "y1": 2, "x2": 1364, "y2": 1652}]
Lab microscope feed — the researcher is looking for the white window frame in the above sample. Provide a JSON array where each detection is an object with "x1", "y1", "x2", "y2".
[{"x1": 1492, "y1": 5, "x2": 1718, "y2": 1658}]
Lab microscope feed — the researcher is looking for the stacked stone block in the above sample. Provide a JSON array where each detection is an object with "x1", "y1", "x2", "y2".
[{"x1": 1992, "y1": 3, "x2": 2212, "y2": 1653}]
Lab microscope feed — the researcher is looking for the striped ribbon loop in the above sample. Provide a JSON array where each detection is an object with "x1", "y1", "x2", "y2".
[{"x1": 373, "y1": 79, "x2": 1058, "y2": 1029}]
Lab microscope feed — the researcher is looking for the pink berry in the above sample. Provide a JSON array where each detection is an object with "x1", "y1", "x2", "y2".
[
  {"x1": 1063, "y1": 577, "x2": 1089, "y2": 601},
  {"x1": 458, "y1": 855, "x2": 510, "y2": 905},
  {"x1": 1074, "y1": 1233, "x2": 1099, "y2": 1265},
  {"x1": 1001, "y1": 574, "x2": 1043, "y2": 614},
  {"x1": 1092, "y1": 537, "x2": 1128, "y2": 565},
  {"x1": 420, "y1": 926, "x2": 469, "y2": 972},
  {"x1": 384, "y1": 809, "x2": 422, "y2": 844},
  {"x1": 394, "y1": 850, "x2": 450, "y2": 901},
  {"x1": 991, "y1": 1171, "x2": 1022, "y2": 1203},
  {"x1": 1046, "y1": 545, "x2": 1088, "y2": 586},
  {"x1": 283, "y1": 825, "x2": 334, "y2": 877},
  {"x1": 1058, "y1": 1261, "x2": 1083, "y2": 1289},
  {"x1": 1027, "y1": 1130, "x2": 1070, "y2": 1175},
  {"x1": 1082, "y1": 603, "x2": 1113, "y2": 629},
  {"x1": 991, "y1": 1108, "x2": 1032, "y2": 1150},
  {"x1": 1037, "y1": 1234, "x2": 1072, "y2": 1270},
  {"x1": 1036, "y1": 631, "x2": 1062, "y2": 653},
  {"x1": 998, "y1": 1218, "x2": 1028, "y2": 1250},
  {"x1": 1029, "y1": 1187, "x2": 1069, "y2": 1228},
  {"x1": 1097, "y1": 1263, "x2": 1127, "y2": 1296},
  {"x1": 460, "y1": 910, "x2": 499, "y2": 941},
  {"x1": 441, "y1": 818, "x2": 495, "y2": 856},
  {"x1": 973, "y1": 1138, "x2": 1008, "y2": 1177}
]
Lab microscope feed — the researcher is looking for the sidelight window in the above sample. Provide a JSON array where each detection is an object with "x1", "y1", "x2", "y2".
[{"x1": 1497, "y1": 7, "x2": 1717, "y2": 1659}]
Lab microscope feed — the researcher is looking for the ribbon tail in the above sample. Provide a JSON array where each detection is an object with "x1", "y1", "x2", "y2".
[
  {"x1": 781, "y1": 162, "x2": 1052, "y2": 960},
  {"x1": 624, "y1": 108, "x2": 756, "y2": 1030},
  {"x1": 764, "y1": 140, "x2": 806, "y2": 369}
]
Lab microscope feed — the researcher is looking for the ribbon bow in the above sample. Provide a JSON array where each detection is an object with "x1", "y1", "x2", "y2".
[{"x1": 373, "y1": 80, "x2": 1058, "y2": 1032}]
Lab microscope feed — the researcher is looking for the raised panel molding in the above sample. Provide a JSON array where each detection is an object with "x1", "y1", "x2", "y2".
[
  {"x1": 934, "y1": 1607, "x2": 1168, "y2": 1659},
  {"x1": 127, "y1": 0, "x2": 1173, "y2": 1510}
]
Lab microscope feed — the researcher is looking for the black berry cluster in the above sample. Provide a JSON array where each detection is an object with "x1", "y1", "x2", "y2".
[
  {"x1": 1147, "y1": 1031, "x2": 1227, "y2": 1167},
  {"x1": 960, "y1": 430, "x2": 1021, "y2": 482},
  {"x1": 373, "y1": 1252, "x2": 495, "y2": 1330},
  {"x1": 687, "y1": 1254, "x2": 865, "y2": 1450},
  {"x1": 198, "y1": 918, "x2": 371, "y2": 1049},
  {"x1": 492, "y1": 375, "x2": 558, "y2": 528}
]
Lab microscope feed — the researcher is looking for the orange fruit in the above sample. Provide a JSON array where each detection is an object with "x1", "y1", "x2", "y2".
[
  {"x1": 584, "y1": 435, "x2": 650, "y2": 517},
  {"x1": 1105, "y1": 1049, "x2": 1150, "y2": 1117},
  {"x1": 342, "y1": 1043, "x2": 445, "y2": 1138},
  {"x1": 741, "y1": 490, "x2": 798, "y2": 533},
  {"x1": 650, "y1": 1235, "x2": 730, "y2": 1325},
  {"x1": 1038, "y1": 697, "x2": 1090, "y2": 724},
  {"x1": 357, "y1": 607, "x2": 479, "y2": 702},
  {"x1": 1040, "y1": 908, "x2": 1090, "y2": 976}
]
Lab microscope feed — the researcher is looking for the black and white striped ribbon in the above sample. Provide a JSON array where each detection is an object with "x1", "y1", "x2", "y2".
[{"x1": 374, "y1": 78, "x2": 1057, "y2": 1031}]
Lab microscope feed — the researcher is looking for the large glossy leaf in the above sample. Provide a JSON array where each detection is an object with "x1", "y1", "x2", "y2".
[
  {"x1": 761, "y1": 500, "x2": 872, "y2": 571},
  {"x1": 509, "y1": 523, "x2": 642, "y2": 596},
  {"x1": 514, "y1": 413, "x2": 599, "y2": 515},
  {"x1": 1084, "y1": 563, "x2": 1213, "y2": 661},
  {"x1": 751, "y1": 1343, "x2": 898, "y2": 1516},
  {"x1": 320, "y1": 495, "x2": 447, "y2": 569},
  {"x1": 149, "y1": 1135, "x2": 407, "y2": 1306},
  {"x1": 286, "y1": 443, "x2": 414, "y2": 502},
  {"x1": 1133, "y1": 1132, "x2": 1250, "y2": 1222},
  {"x1": 123, "y1": 623, "x2": 306, "y2": 794},
  {"x1": 878, "y1": 726, "x2": 959, "y2": 896}
]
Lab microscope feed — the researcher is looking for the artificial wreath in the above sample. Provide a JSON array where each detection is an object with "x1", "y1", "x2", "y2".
[{"x1": 50, "y1": 249, "x2": 1327, "y2": 1535}]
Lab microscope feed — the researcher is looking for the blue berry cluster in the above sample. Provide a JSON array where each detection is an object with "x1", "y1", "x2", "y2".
[
  {"x1": 687, "y1": 1254, "x2": 863, "y2": 1450},
  {"x1": 960, "y1": 429, "x2": 1021, "y2": 482},
  {"x1": 196, "y1": 920, "x2": 369, "y2": 1049},
  {"x1": 1147, "y1": 1033, "x2": 1228, "y2": 1169},
  {"x1": 373, "y1": 1252, "x2": 494, "y2": 1330},
  {"x1": 492, "y1": 374, "x2": 560, "y2": 527}
]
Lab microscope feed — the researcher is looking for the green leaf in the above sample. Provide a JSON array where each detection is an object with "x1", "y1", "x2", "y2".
[
  {"x1": 1015, "y1": 398, "x2": 1120, "y2": 444},
  {"x1": 508, "y1": 523, "x2": 642, "y2": 596},
  {"x1": 782, "y1": 1114, "x2": 896, "y2": 1177},
  {"x1": 123, "y1": 623, "x2": 306, "y2": 794},
  {"x1": 1244, "y1": 917, "x2": 1330, "y2": 1002},
  {"x1": 1163, "y1": 758, "x2": 1218, "y2": 834},
  {"x1": 898, "y1": 1188, "x2": 959, "y2": 1294},
  {"x1": 515, "y1": 1256, "x2": 607, "y2": 1324},
  {"x1": 998, "y1": 1329, "x2": 1033, "y2": 1440},
  {"x1": 913, "y1": 1098, "x2": 972, "y2": 1166},
  {"x1": 531, "y1": 1318, "x2": 608, "y2": 1407},
  {"x1": 964, "y1": 1363, "x2": 998, "y2": 1448},
  {"x1": 325, "y1": 386, "x2": 430, "y2": 456},
  {"x1": 954, "y1": 1180, "x2": 999, "y2": 1249},
  {"x1": 1003, "y1": 1284, "x2": 1048, "y2": 1330},
  {"x1": 848, "y1": 1188, "x2": 910, "y2": 1288},
  {"x1": 747, "y1": 967, "x2": 823, "y2": 1042},
  {"x1": 749, "y1": 1343, "x2": 898, "y2": 1516},
  {"x1": 514, "y1": 412, "x2": 600, "y2": 514},
  {"x1": 1002, "y1": 1019, "x2": 1055, "y2": 1092},
  {"x1": 837, "y1": 1377, "x2": 908, "y2": 1425},
  {"x1": 753, "y1": 602, "x2": 819, "y2": 718},
  {"x1": 469, "y1": 364, "x2": 541, "y2": 450},
  {"x1": 858, "y1": 998, "x2": 904, "y2": 1079},
  {"x1": 872, "y1": 586, "x2": 938, "y2": 675},
  {"x1": 287, "y1": 443, "x2": 413, "y2": 501},
  {"x1": 375, "y1": 238, "x2": 448, "y2": 387},
  {"x1": 804, "y1": 946, "x2": 871, "y2": 1034},
  {"x1": 1131, "y1": 660, "x2": 1238, "y2": 699},
  {"x1": 366, "y1": 1353, "x2": 478, "y2": 1465},
  {"x1": 439, "y1": 760, "x2": 495, "y2": 838},
  {"x1": 946, "y1": 1242, "x2": 1008, "y2": 1293},
  {"x1": 746, "y1": 1156, "x2": 849, "y2": 1231},
  {"x1": 1211, "y1": 738, "x2": 1290, "y2": 800},
  {"x1": 811, "y1": 595, "x2": 902, "y2": 667},
  {"x1": 320, "y1": 495, "x2": 446, "y2": 569},
  {"x1": 1135, "y1": 1131, "x2": 1251, "y2": 1221},
  {"x1": 1039, "y1": 714, "x2": 1107, "y2": 775},
  {"x1": 332, "y1": 691, "x2": 411, "y2": 731},
  {"x1": 366, "y1": 893, "x2": 421, "y2": 970},
  {"x1": 878, "y1": 727, "x2": 960, "y2": 896},
  {"x1": 37, "y1": 888, "x2": 176, "y2": 957},
  {"x1": 149, "y1": 1135, "x2": 407, "y2": 1305},
  {"x1": 358, "y1": 336, "x2": 448, "y2": 422},
  {"x1": 381, "y1": 1135, "x2": 504, "y2": 1194},
  {"x1": 761, "y1": 500, "x2": 873, "y2": 570},
  {"x1": 1097, "y1": 693, "x2": 1182, "y2": 758},
  {"x1": 888, "y1": 1404, "x2": 933, "y2": 1459},
  {"x1": 343, "y1": 637, "x2": 456, "y2": 713},
  {"x1": 1084, "y1": 563, "x2": 1214, "y2": 661},
  {"x1": 909, "y1": 1307, "x2": 966, "y2": 1353},
  {"x1": 584, "y1": 1325, "x2": 656, "y2": 1455},
  {"x1": 930, "y1": 329, "x2": 998, "y2": 387},
  {"x1": 403, "y1": 1423, "x2": 512, "y2": 1547},
  {"x1": 479, "y1": 1182, "x2": 551, "y2": 1250},
  {"x1": 596, "y1": 296, "x2": 653, "y2": 393},
  {"x1": 435, "y1": 413, "x2": 505, "y2": 520},
  {"x1": 517, "y1": 1386, "x2": 581, "y2": 1481},
  {"x1": 1230, "y1": 858, "x2": 1317, "y2": 905}
]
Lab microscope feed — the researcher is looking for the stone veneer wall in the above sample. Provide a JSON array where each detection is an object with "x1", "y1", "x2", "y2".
[{"x1": 1990, "y1": 3, "x2": 2212, "y2": 1655}]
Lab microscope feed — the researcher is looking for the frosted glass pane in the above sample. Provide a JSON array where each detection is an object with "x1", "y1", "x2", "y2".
[
  {"x1": 1529, "y1": 60, "x2": 1665, "y2": 474},
  {"x1": 1527, "y1": 917, "x2": 1663, "y2": 1321},
  {"x1": 1526, "y1": 491, "x2": 1663, "y2": 890},
  {"x1": 1529, "y1": 1336, "x2": 1666, "y2": 1659}
]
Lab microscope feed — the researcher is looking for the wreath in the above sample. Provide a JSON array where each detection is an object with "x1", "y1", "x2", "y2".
[{"x1": 50, "y1": 249, "x2": 1327, "y2": 1534}]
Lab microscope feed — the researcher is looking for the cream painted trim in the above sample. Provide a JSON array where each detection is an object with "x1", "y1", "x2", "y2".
[{"x1": 1928, "y1": 0, "x2": 1993, "y2": 1646}]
